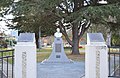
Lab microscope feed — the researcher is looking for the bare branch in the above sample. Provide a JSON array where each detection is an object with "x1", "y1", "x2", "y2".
[
  {"x1": 78, "y1": 21, "x2": 82, "y2": 30},
  {"x1": 59, "y1": 21, "x2": 73, "y2": 45},
  {"x1": 78, "y1": 20, "x2": 91, "y2": 39},
  {"x1": 58, "y1": 4, "x2": 69, "y2": 15},
  {"x1": 84, "y1": 0, "x2": 90, "y2": 6}
]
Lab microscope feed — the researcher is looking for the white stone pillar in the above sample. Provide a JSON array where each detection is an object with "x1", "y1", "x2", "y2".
[
  {"x1": 85, "y1": 33, "x2": 108, "y2": 78},
  {"x1": 14, "y1": 33, "x2": 36, "y2": 78}
]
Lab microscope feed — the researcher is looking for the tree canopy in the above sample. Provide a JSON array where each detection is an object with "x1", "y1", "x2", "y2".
[
  {"x1": 1, "y1": 0, "x2": 120, "y2": 54},
  {"x1": 0, "y1": 0, "x2": 14, "y2": 16}
]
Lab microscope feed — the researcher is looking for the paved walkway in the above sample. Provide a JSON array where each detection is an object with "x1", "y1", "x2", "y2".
[
  {"x1": 37, "y1": 55, "x2": 120, "y2": 78},
  {"x1": 0, "y1": 56, "x2": 119, "y2": 78},
  {"x1": 37, "y1": 61, "x2": 85, "y2": 78}
]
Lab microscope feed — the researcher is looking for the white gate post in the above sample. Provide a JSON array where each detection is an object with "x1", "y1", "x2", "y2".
[
  {"x1": 85, "y1": 33, "x2": 108, "y2": 78},
  {"x1": 14, "y1": 33, "x2": 36, "y2": 78}
]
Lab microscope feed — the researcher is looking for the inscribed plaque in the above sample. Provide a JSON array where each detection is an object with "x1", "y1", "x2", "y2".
[
  {"x1": 56, "y1": 55, "x2": 61, "y2": 58},
  {"x1": 88, "y1": 33, "x2": 105, "y2": 42},
  {"x1": 18, "y1": 33, "x2": 35, "y2": 42},
  {"x1": 22, "y1": 52, "x2": 27, "y2": 78},
  {"x1": 96, "y1": 51, "x2": 100, "y2": 78},
  {"x1": 55, "y1": 44, "x2": 61, "y2": 52}
]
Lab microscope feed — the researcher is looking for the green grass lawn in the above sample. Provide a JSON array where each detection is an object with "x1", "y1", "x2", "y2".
[
  {"x1": 0, "y1": 47, "x2": 85, "y2": 63},
  {"x1": 37, "y1": 47, "x2": 84, "y2": 53},
  {"x1": 37, "y1": 47, "x2": 85, "y2": 62},
  {"x1": 37, "y1": 48, "x2": 52, "y2": 52},
  {"x1": 0, "y1": 49, "x2": 14, "y2": 64},
  {"x1": 1, "y1": 47, "x2": 119, "y2": 63},
  {"x1": 37, "y1": 52, "x2": 85, "y2": 62}
]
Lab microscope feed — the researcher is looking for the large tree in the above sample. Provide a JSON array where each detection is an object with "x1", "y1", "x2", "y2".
[
  {"x1": 6, "y1": 0, "x2": 120, "y2": 54},
  {"x1": 0, "y1": 0, "x2": 15, "y2": 17}
]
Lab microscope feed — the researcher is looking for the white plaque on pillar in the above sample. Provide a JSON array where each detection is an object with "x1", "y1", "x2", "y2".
[
  {"x1": 15, "y1": 33, "x2": 36, "y2": 78},
  {"x1": 85, "y1": 33, "x2": 108, "y2": 78},
  {"x1": 87, "y1": 33, "x2": 105, "y2": 45}
]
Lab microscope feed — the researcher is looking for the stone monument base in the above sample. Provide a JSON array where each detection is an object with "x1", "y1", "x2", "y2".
[
  {"x1": 41, "y1": 59, "x2": 73, "y2": 64},
  {"x1": 41, "y1": 37, "x2": 73, "y2": 64},
  {"x1": 42, "y1": 28, "x2": 73, "y2": 64}
]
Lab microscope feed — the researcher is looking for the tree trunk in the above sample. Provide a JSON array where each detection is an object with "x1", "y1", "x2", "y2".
[
  {"x1": 35, "y1": 32, "x2": 39, "y2": 48},
  {"x1": 72, "y1": 36, "x2": 79, "y2": 54},
  {"x1": 106, "y1": 31, "x2": 112, "y2": 47},
  {"x1": 71, "y1": 24, "x2": 80, "y2": 55}
]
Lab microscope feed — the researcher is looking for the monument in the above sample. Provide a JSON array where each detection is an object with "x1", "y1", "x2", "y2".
[
  {"x1": 85, "y1": 33, "x2": 108, "y2": 78},
  {"x1": 42, "y1": 28, "x2": 73, "y2": 63},
  {"x1": 14, "y1": 33, "x2": 36, "y2": 78}
]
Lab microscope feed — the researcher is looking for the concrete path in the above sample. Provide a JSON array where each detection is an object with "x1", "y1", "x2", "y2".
[
  {"x1": 37, "y1": 55, "x2": 120, "y2": 78},
  {"x1": 37, "y1": 61, "x2": 85, "y2": 78},
  {"x1": 0, "y1": 55, "x2": 119, "y2": 78}
]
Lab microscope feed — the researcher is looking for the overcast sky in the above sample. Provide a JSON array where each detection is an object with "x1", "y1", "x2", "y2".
[{"x1": 0, "y1": 14, "x2": 14, "y2": 35}]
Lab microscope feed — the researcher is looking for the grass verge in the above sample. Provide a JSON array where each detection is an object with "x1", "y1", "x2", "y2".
[{"x1": 37, "y1": 47, "x2": 85, "y2": 62}]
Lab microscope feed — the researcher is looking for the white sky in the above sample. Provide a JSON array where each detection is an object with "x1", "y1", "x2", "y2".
[
  {"x1": 0, "y1": 21, "x2": 11, "y2": 34},
  {"x1": 0, "y1": 0, "x2": 20, "y2": 36},
  {"x1": 0, "y1": 14, "x2": 14, "y2": 35}
]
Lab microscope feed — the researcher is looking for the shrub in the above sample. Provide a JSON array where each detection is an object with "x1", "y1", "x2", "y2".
[{"x1": 112, "y1": 34, "x2": 120, "y2": 46}]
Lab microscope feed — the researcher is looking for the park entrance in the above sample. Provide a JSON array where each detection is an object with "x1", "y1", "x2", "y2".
[
  {"x1": 1, "y1": 47, "x2": 120, "y2": 78},
  {"x1": 0, "y1": 33, "x2": 120, "y2": 78}
]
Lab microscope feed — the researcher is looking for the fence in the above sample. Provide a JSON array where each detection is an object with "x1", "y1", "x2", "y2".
[
  {"x1": 0, "y1": 49, "x2": 14, "y2": 78},
  {"x1": 108, "y1": 46, "x2": 120, "y2": 78},
  {"x1": 0, "y1": 47, "x2": 120, "y2": 78}
]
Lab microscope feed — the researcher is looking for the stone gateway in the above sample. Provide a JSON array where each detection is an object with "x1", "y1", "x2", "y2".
[
  {"x1": 85, "y1": 33, "x2": 108, "y2": 78},
  {"x1": 14, "y1": 33, "x2": 36, "y2": 78}
]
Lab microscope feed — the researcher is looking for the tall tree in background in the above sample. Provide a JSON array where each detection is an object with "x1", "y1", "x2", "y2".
[
  {"x1": 4, "y1": 0, "x2": 120, "y2": 54},
  {"x1": 33, "y1": 0, "x2": 120, "y2": 54},
  {"x1": 0, "y1": 0, "x2": 15, "y2": 27},
  {"x1": 8, "y1": 0, "x2": 92, "y2": 54},
  {"x1": 0, "y1": 0, "x2": 14, "y2": 17}
]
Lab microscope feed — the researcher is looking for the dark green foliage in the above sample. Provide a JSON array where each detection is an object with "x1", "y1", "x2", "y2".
[
  {"x1": 112, "y1": 33, "x2": 120, "y2": 46},
  {"x1": 0, "y1": 0, "x2": 14, "y2": 9},
  {"x1": 0, "y1": 0, "x2": 14, "y2": 17},
  {"x1": 1, "y1": 0, "x2": 120, "y2": 54}
]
